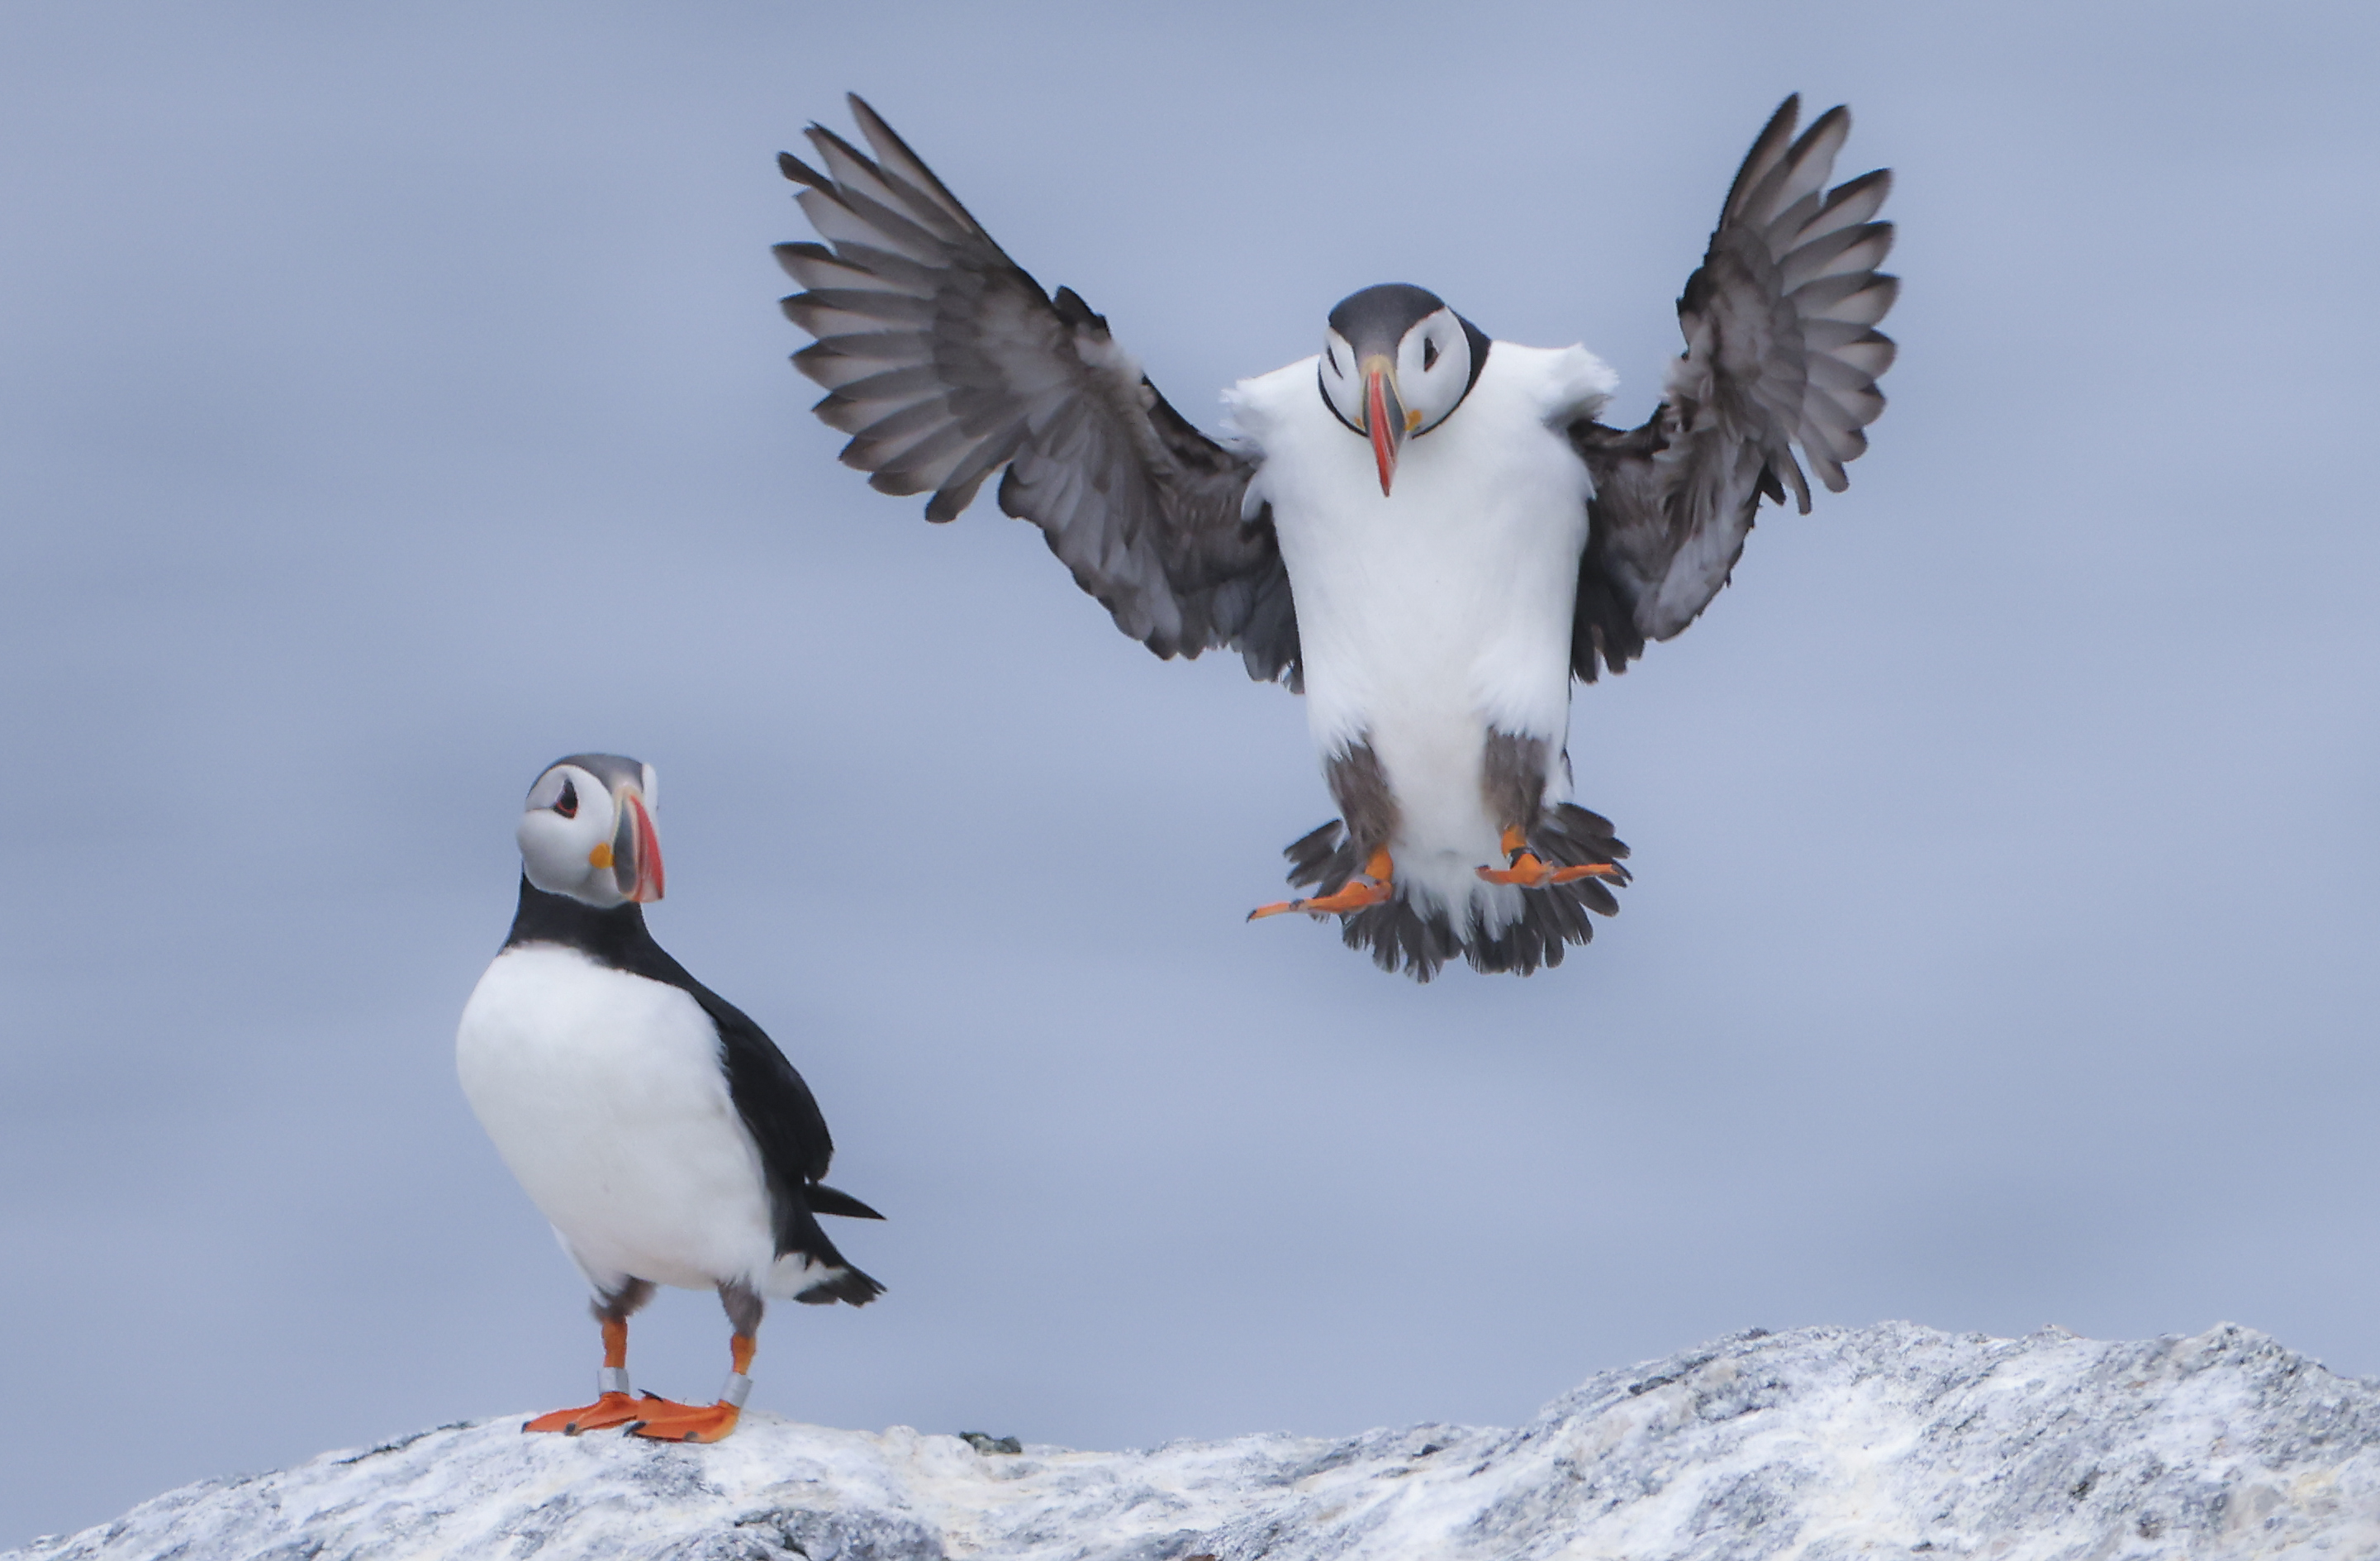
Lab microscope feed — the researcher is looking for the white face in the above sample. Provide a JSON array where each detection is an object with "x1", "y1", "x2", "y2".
[
  {"x1": 516, "y1": 759, "x2": 664, "y2": 907},
  {"x1": 1318, "y1": 307, "x2": 1475, "y2": 437}
]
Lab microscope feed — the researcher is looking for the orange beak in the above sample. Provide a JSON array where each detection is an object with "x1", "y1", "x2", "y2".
[
  {"x1": 614, "y1": 789, "x2": 665, "y2": 903},
  {"x1": 1361, "y1": 356, "x2": 1406, "y2": 497}
]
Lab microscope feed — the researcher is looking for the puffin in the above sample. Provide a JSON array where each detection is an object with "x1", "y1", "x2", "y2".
[
  {"x1": 775, "y1": 95, "x2": 1897, "y2": 980},
  {"x1": 455, "y1": 753, "x2": 882, "y2": 1443}
]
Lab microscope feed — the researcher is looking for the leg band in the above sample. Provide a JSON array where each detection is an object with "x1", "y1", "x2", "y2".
[
  {"x1": 597, "y1": 1366, "x2": 632, "y2": 1397},
  {"x1": 719, "y1": 1372, "x2": 753, "y2": 1410}
]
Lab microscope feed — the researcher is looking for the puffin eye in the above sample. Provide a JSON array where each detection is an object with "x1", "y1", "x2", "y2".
[
  {"x1": 1423, "y1": 336, "x2": 1439, "y2": 372},
  {"x1": 1327, "y1": 345, "x2": 1342, "y2": 375},
  {"x1": 554, "y1": 778, "x2": 578, "y2": 818}
]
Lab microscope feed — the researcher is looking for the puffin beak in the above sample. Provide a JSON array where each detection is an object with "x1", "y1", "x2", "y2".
[
  {"x1": 1361, "y1": 355, "x2": 1405, "y2": 497},
  {"x1": 610, "y1": 788, "x2": 666, "y2": 903}
]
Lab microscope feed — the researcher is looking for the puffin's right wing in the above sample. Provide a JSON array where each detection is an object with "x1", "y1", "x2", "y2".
[
  {"x1": 1570, "y1": 97, "x2": 1898, "y2": 680},
  {"x1": 776, "y1": 96, "x2": 1300, "y2": 686}
]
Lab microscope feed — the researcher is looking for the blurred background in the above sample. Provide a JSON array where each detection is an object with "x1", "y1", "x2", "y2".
[{"x1": 4, "y1": 0, "x2": 2377, "y2": 1543}]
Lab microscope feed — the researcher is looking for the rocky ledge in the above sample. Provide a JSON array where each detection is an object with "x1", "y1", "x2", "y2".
[{"x1": 11, "y1": 1322, "x2": 2378, "y2": 1560}]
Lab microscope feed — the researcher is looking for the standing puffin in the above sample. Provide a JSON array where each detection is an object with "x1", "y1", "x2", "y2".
[
  {"x1": 774, "y1": 95, "x2": 1897, "y2": 980},
  {"x1": 456, "y1": 754, "x2": 881, "y2": 1443}
]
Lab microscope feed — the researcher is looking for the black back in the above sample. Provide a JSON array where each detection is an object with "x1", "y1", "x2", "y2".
[{"x1": 501, "y1": 878, "x2": 886, "y2": 1265}]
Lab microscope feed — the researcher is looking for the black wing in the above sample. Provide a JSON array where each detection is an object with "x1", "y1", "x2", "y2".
[
  {"x1": 776, "y1": 95, "x2": 1299, "y2": 686},
  {"x1": 804, "y1": 1183, "x2": 886, "y2": 1221},
  {"x1": 687, "y1": 985, "x2": 856, "y2": 1258},
  {"x1": 1571, "y1": 96, "x2": 1898, "y2": 680}
]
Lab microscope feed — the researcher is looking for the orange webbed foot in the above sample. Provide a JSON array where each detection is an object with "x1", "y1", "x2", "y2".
[
  {"x1": 627, "y1": 1400, "x2": 743, "y2": 1443},
  {"x1": 1477, "y1": 826, "x2": 1620, "y2": 888},
  {"x1": 1249, "y1": 850, "x2": 1394, "y2": 920},
  {"x1": 1478, "y1": 853, "x2": 1622, "y2": 888},
  {"x1": 524, "y1": 1391, "x2": 646, "y2": 1435}
]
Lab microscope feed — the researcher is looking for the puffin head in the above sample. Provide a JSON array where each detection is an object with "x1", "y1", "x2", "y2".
[
  {"x1": 515, "y1": 752, "x2": 665, "y2": 908},
  {"x1": 1318, "y1": 283, "x2": 1491, "y2": 496}
]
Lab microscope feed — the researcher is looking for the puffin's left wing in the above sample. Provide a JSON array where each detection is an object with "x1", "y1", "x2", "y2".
[
  {"x1": 1570, "y1": 96, "x2": 1898, "y2": 680},
  {"x1": 671, "y1": 981, "x2": 855, "y2": 1252},
  {"x1": 776, "y1": 96, "x2": 1299, "y2": 685}
]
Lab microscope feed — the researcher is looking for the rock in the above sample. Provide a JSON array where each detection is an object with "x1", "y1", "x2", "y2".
[{"x1": 11, "y1": 1322, "x2": 2378, "y2": 1559}]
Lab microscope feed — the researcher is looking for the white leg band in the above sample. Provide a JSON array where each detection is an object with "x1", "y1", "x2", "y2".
[
  {"x1": 597, "y1": 1367, "x2": 632, "y2": 1396},
  {"x1": 719, "y1": 1372, "x2": 753, "y2": 1410}
]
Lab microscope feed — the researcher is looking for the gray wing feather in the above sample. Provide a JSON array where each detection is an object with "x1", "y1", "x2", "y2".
[
  {"x1": 1571, "y1": 96, "x2": 1898, "y2": 680},
  {"x1": 777, "y1": 97, "x2": 1298, "y2": 683}
]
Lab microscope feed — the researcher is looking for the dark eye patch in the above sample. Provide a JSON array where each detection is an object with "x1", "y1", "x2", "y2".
[
  {"x1": 1423, "y1": 337, "x2": 1439, "y2": 371},
  {"x1": 1327, "y1": 345, "x2": 1342, "y2": 375},
  {"x1": 555, "y1": 778, "x2": 578, "y2": 818}
]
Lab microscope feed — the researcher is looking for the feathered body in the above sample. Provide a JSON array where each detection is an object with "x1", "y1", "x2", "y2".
[
  {"x1": 458, "y1": 939, "x2": 867, "y2": 1302},
  {"x1": 1226, "y1": 344, "x2": 1617, "y2": 935}
]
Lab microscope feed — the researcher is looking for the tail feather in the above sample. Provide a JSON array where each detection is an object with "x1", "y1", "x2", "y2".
[
  {"x1": 1275, "y1": 803, "x2": 1632, "y2": 982},
  {"x1": 1285, "y1": 818, "x2": 1355, "y2": 891},
  {"x1": 768, "y1": 1181, "x2": 883, "y2": 1306},
  {"x1": 796, "y1": 1264, "x2": 884, "y2": 1307}
]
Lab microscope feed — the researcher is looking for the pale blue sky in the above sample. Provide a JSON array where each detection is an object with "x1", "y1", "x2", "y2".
[{"x1": 4, "y1": 0, "x2": 2378, "y2": 1544}]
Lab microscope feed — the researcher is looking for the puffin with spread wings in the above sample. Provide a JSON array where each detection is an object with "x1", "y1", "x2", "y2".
[{"x1": 776, "y1": 95, "x2": 1897, "y2": 980}]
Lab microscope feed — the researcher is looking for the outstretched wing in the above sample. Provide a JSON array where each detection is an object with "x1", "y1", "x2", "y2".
[
  {"x1": 776, "y1": 95, "x2": 1299, "y2": 685},
  {"x1": 1571, "y1": 96, "x2": 1898, "y2": 680}
]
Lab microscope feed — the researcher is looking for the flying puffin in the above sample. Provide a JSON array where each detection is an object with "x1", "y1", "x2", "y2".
[
  {"x1": 455, "y1": 754, "x2": 882, "y2": 1443},
  {"x1": 775, "y1": 95, "x2": 1897, "y2": 980}
]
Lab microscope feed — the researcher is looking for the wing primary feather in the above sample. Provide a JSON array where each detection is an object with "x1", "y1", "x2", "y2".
[
  {"x1": 776, "y1": 150, "x2": 833, "y2": 193},
  {"x1": 845, "y1": 94, "x2": 994, "y2": 237},
  {"x1": 1721, "y1": 95, "x2": 1803, "y2": 221},
  {"x1": 805, "y1": 1183, "x2": 886, "y2": 1221}
]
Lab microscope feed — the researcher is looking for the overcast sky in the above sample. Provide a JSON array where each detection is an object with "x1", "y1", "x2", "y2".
[{"x1": 5, "y1": 0, "x2": 2378, "y2": 1544}]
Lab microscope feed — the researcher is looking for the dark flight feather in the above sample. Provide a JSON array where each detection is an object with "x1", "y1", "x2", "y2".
[
  {"x1": 805, "y1": 1183, "x2": 886, "y2": 1221},
  {"x1": 777, "y1": 96, "x2": 1301, "y2": 687}
]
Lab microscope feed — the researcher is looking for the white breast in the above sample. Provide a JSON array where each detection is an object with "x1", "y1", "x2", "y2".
[
  {"x1": 455, "y1": 944, "x2": 779, "y2": 1294},
  {"x1": 1224, "y1": 343, "x2": 1617, "y2": 915}
]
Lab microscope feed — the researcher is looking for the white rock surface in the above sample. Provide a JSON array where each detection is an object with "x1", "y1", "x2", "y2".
[{"x1": 12, "y1": 1322, "x2": 2379, "y2": 1560}]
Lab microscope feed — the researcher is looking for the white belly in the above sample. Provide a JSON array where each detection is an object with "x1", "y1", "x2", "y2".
[
  {"x1": 455, "y1": 944, "x2": 778, "y2": 1293},
  {"x1": 1228, "y1": 344, "x2": 1610, "y2": 918}
]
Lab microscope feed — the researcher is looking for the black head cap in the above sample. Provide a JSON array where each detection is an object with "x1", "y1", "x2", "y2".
[
  {"x1": 549, "y1": 753, "x2": 649, "y2": 793},
  {"x1": 1328, "y1": 283, "x2": 1450, "y2": 355}
]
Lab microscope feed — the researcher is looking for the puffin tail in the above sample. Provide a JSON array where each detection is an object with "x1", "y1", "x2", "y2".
[
  {"x1": 1280, "y1": 804, "x2": 1631, "y2": 983},
  {"x1": 795, "y1": 1263, "x2": 885, "y2": 1307},
  {"x1": 769, "y1": 1182, "x2": 886, "y2": 1306}
]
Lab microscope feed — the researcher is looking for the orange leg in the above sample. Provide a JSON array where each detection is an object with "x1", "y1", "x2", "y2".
[
  {"x1": 629, "y1": 1332, "x2": 754, "y2": 1444},
  {"x1": 524, "y1": 1316, "x2": 696, "y2": 1435},
  {"x1": 1249, "y1": 849, "x2": 1394, "y2": 920},
  {"x1": 1477, "y1": 825, "x2": 1622, "y2": 888}
]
